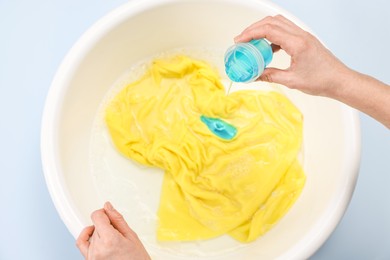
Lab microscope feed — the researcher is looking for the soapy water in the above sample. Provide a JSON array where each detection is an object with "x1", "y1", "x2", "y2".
[
  {"x1": 89, "y1": 47, "x2": 256, "y2": 258},
  {"x1": 89, "y1": 47, "x2": 302, "y2": 258}
]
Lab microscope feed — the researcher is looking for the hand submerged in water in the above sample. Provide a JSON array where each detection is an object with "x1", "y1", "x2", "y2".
[{"x1": 76, "y1": 202, "x2": 151, "y2": 260}]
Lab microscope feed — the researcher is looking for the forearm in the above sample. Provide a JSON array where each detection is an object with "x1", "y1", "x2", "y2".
[
  {"x1": 329, "y1": 68, "x2": 390, "y2": 129},
  {"x1": 235, "y1": 15, "x2": 390, "y2": 129}
]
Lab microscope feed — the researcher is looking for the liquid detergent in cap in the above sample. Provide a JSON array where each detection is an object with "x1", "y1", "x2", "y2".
[{"x1": 225, "y1": 39, "x2": 273, "y2": 83}]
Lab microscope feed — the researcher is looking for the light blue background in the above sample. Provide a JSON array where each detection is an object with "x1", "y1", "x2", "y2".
[{"x1": 0, "y1": 0, "x2": 389, "y2": 259}]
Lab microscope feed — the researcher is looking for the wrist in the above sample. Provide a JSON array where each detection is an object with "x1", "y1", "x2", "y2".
[
  {"x1": 324, "y1": 66, "x2": 390, "y2": 129},
  {"x1": 322, "y1": 65, "x2": 358, "y2": 101}
]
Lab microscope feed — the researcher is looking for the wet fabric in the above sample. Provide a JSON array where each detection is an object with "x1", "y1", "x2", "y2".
[{"x1": 105, "y1": 55, "x2": 305, "y2": 242}]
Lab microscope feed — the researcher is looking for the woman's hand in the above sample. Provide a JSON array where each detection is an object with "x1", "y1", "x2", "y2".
[
  {"x1": 76, "y1": 202, "x2": 151, "y2": 260},
  {"x1": 235, "y1": 15, "x2": 390, "y2": 128},
  {"x1": 234, "y1": 15, "x2": 351, "y2": 97}
]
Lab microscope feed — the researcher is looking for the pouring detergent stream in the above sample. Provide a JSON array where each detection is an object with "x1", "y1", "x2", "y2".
[{"x1": 200, "y1": 38, "x2": 273, "y2": 140}]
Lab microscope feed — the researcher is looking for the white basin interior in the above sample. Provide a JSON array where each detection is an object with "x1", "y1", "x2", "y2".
[{"x1": 41, "y1": 0, "x2": 360, "y2": 259}]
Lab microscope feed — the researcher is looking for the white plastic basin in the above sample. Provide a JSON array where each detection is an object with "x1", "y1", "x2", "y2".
[{"x1": 41, "y1": 0, "x2": 361, "y2": 259}]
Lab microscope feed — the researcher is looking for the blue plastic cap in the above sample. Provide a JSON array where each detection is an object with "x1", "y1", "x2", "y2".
[{"x1": 224, "y1": 39, "x2": 273, "y2": 83}]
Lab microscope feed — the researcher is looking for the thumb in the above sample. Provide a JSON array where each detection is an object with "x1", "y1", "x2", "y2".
[
  {"x1": 104, "y1": 201, "x2": 137, "y2": 239},
  {"x1": 258, "y1": 67, "x2": 292, "y2": 86}
]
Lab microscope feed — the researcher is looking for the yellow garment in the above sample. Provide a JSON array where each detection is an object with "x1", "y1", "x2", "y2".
[{"x1": 105, "y1": 55, "x2": 305, "y2": 243}]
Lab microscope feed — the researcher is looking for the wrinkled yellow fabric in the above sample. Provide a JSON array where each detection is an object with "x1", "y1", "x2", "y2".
[{"x1": 105, "y1": 55, "x2": 305, "y2": 243}]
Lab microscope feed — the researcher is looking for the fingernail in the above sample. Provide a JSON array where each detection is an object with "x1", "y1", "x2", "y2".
[
  {"x1": 104, "y1": 201, "x2": 114, "y2": 211},
  {"x1": 234, "y1": 35, "x2": 241, "y2": 43}
]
